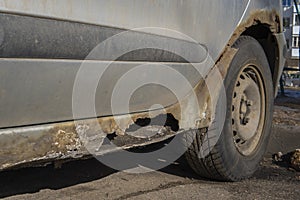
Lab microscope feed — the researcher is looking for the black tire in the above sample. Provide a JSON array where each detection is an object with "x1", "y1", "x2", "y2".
[{"x1": 185, "y1": 36, "x2": 274, "y2": 181}]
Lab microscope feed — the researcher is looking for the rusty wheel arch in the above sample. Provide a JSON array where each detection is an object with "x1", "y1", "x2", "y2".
[
  {"x1": 241, "y1": 24, "x2": 280, "y2": 92},
  {"x1": 216, "y1": 10, "x2": 283, "y2": 94}
]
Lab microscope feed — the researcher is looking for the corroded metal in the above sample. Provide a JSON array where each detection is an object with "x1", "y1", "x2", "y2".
[{"x1": 0, "y1": 0, "x2": 286, "y2": 170}]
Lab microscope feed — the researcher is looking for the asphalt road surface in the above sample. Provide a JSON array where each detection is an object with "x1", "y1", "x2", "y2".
[{"x1": 0, "y1": 93, "x2": 299, "y2": 200}]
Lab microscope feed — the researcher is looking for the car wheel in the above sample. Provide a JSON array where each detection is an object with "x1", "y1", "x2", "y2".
[{"x1": 185, "y1": 36, "x2": 274, "y2": 181}]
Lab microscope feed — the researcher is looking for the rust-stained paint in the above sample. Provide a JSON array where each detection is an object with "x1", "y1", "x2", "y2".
[
  {"x1": 53, "y1": 127, "x2": 81, "y2": 152},
  {"x1": 214, "y1": 9, "x2": 281, "y2": 83},
  {"x1": 0, "y1": 10, "x2": 281, "y2": 171},
  {"x1": 0, "y1": 130, "x2": 57, "y2": 169},
  {"x1": 228, "y1": 9, "x2": 280, "y2": 47},
  {"x1": 0, "y1": 111, "x2": 178, "y2": 170}
]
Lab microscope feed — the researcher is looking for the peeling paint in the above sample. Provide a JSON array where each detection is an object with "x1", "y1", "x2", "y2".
[
  {"x1": 212, "y1": 9, "x2": 281, "y2": 87},
  {"x1": 0, "y1": 111, "x2": 180, "y2": 170},
  {"x1": 228, "y1": 9, "x2": 280, "y2": 47},
  {"x1": 0, "y1": 9, "x2": 282, "y2": 171}
]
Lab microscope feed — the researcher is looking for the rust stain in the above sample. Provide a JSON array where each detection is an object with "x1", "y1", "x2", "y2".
[
  {"x1": 216, "y1": 47, "x2": 238, "y2": 79},
  {"x1": 0, "y1": 10, "x2": 281, "y2": 171},
  {"x1": 214, "y1": 9, "x2": 280, "y2": 80},
  {"x1": 227, "y1": 9, "x2": 280, "y2": 48},
  {"x1": 0, "y1": 131, "x2": 55, "y2": 170},
  {"x1": 53, "y1": 126, "x2": 81, "y2": 152}
]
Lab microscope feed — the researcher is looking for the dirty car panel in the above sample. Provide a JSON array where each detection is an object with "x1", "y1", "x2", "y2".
[{"x1": 0, "y1": 0, "x2": 286, "y2": 170}]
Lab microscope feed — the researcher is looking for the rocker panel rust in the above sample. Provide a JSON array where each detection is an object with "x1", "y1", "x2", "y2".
[{"x1": 0, "y1": 9, "x2": 285, "y2": 170}]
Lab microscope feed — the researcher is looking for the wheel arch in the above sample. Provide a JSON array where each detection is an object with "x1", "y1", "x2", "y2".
[{"x1": 241, "y1": 24, "x2": 283, "y2": 94}]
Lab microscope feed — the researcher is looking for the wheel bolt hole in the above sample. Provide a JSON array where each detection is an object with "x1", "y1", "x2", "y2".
[
  {"x1": 233, "y1": 92, "x2": 237, "y2": 98},
  {"x1": 232, "y1": 105, "x2": 235, "y2": 111},
  {"x1": 233, "y1": 131, "x2": 237, "y2": 136},
  {"x1": 240, "y1": 75, "x2": 245, "y2": 80},
  {"x1": 236, "y1": 81, "x2": 241, "y2": 87},
  {"x1": 232, "y1": 119, "x2": 235, "y2": 125},
  {"x1": 236, "y1": 139, "x2": 241, "y2": 144}
]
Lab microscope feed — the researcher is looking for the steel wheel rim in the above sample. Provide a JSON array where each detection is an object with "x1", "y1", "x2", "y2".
[{"x1": 231, "y1": 65, "x2": 266, "y2": 156}]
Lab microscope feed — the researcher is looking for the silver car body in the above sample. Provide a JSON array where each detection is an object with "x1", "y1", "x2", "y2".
[{"x1": 0, "y1": 0, "x2": 286, "y2": 169}]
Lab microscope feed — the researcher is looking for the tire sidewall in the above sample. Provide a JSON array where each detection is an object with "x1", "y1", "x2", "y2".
[{"x1": 217, "y1": 36, "x2": 274, "y2": 179}]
